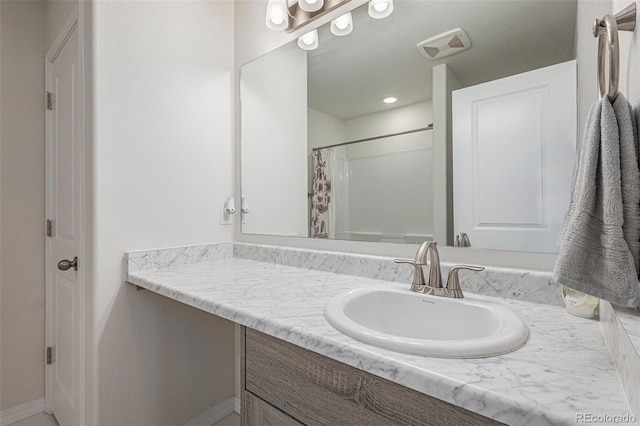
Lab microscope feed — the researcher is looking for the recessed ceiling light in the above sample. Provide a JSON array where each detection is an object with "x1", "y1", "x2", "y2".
[{"x1": 383, "y1": 97, "x2": 398, "y2": 104}]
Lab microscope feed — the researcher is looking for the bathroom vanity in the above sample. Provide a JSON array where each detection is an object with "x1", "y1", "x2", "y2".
[
  {"x1": 125, "y1": 242, "x2": 637, "y2": 425},
  {"x1": 241, "y1": 328, "x2": 500, "y2": 425}
]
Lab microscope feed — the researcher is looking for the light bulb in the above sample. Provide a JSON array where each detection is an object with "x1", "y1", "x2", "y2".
[
  {"x1": 383, "y1": 97, "x2": 398, "y2": 104},
  {"x1": 336, "y1": 16, "x2": 349, "y2": 30},
  {"x1": 331, "y1": 12, "x2": 353, "y2": 36},
  {"x1": 374, "y1": 2, "x2": 387, "y2": 12},
  {"x1": 298, "y1": 0, "x2": 324, "y2": 13},
  {"x1": 271, "y1": 14, "x2": 284, "y2": 25},
  {"x1": 266, "y1": 0, "x2": 289, "y2": 31},
  {"x1": 368, "y1": 0, "x2": 393, "y2": 19},
  {"x1": 298, "y1": 29, "x2": 319, "y2": 50}
]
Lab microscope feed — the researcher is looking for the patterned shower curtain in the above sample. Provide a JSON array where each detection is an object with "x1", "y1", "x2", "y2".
[{"x1": 310, "y1": 149, "x2": 334, "y2": 238}]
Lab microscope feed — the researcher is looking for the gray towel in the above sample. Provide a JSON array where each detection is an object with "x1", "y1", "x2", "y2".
[{"x1": 553, "y1": 93, "x2": 640, "y2": 308}]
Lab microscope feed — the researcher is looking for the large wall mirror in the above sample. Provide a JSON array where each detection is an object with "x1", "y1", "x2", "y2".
[{"x1": 241, "y1": 0, "x2": 578, "y2": 253}]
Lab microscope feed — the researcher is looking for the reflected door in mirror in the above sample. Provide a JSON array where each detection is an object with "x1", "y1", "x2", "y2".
[{"x1": 452, "y1": 60, "x2": 576, "y2": 253}]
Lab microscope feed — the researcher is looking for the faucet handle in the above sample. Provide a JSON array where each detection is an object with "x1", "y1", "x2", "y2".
[
  {"x1": 445, "y1": 265, "x2": 485, "y2": 298},
  {"x1": 394, "y1": 259, "x2": 426, "y2": 291}
]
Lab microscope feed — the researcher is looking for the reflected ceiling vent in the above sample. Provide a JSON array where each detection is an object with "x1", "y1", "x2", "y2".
[{"x1": 416, "y1": 28, "x2": 471, "y2": 61}]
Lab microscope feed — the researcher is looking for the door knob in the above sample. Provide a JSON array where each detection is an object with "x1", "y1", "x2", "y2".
[{"x1": 57, "y1": 257, "x2": 78, "y2": 271}]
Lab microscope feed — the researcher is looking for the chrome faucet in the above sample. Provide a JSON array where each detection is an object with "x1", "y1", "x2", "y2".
[
  {"x1": 454, "y1": 232, "x2": 471, "y2": 247},
  {"x1": 395, "y1": 242, "x2": 484, "y2": 298}
]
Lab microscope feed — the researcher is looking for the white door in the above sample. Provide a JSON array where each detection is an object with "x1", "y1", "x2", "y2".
[
  {"x1": 45, "y1": 10, "x2": 85, "y2": 425},
  {"x1": 452, "y1": 60, "x2": 576, "y2": 253}
]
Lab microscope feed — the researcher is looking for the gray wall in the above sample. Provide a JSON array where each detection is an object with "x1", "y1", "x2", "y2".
[{"x1": 0, "y1": 0, "x2": 47, "y2": 412}]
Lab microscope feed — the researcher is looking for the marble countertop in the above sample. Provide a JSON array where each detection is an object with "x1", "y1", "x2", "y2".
[{"x1": 127, "y1": 257, "x2": 633, "y2": 426}]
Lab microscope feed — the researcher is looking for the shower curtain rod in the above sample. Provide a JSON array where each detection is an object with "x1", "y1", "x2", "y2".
[{"x1": 312, "y1": 124, "x2": 433, "y2": 152}]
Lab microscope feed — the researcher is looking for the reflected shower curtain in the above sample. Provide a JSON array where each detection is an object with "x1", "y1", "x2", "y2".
[{"x1": 310, "y1": 149, "x2": 336, "y2": 238}]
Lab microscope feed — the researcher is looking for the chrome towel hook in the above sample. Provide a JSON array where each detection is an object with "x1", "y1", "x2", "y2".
[{"x1": 593, "y1": 3, "x2": 636, "y2": 102}]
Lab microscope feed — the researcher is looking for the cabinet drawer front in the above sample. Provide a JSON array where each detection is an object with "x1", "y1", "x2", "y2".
[
  {"x1": 244, "y1": 328, "x2": 503, "y2": 426},
  {"x1": 243, "y1": 391, "x2": 303, "y2": 426}
]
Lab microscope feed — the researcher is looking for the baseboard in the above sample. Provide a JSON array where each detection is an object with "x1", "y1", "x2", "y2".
[
  {"x1": 0, "y1": 398, "x2": 45, "y2": 426},
  {"x1": 234, "y1": 397, "x2": 240, "y2": 414},
  {"x1": 183, "y1": 398, "x2": 235, "y2": 426}
]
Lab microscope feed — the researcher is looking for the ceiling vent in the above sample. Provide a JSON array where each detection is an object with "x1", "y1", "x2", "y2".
[{"x1": 416, "y1": 28, "x2": 471, "y2": 61}]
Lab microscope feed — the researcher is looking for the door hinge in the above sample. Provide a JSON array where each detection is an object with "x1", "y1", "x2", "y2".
[
  {"x1": 46, "y1": 346, "x2": 55, "y2": 365},
  {"x1": 46, "y1": 219, "x2": 54, "y2": 237},
  {"x1": 46, "y1": 91, "x2": 54, "y2": 111}
]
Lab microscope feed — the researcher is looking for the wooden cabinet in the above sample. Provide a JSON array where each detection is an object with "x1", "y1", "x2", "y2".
[{"x1": 241, "y1": 327, "x2": 503, "y2": 426}]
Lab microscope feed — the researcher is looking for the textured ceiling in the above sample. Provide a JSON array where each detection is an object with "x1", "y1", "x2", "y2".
[{"x1": 307, "y1": 0, "x2": 577, "y2": 120}]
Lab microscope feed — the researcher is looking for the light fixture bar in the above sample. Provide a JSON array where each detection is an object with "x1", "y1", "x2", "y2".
[{"x1": 286, "y1": 0, "x2": 352, "y2": 33}]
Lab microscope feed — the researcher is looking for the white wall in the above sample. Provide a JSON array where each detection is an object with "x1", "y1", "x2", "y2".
[
  {"x1": 90, "y1": 2, "x2": 235, "y2": 424},
  {"x1": 241, "y1": 42, "x2": 308, "y2": 237},
  {"x1": 0, "y1": 0, "x2": 47, "y2": 412},
  {"x1": 308, "y1": 107, "x2": 346, "y2": 151},
  {"x1": 344, "y1": 101, "x2": 433, "y2": 141}
]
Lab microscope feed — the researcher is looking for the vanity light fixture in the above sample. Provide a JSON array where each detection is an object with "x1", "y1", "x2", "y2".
[
  {"x1": 265, "y1": 0, "x2": 351, "y2": 33},
  {"x1": 298, "y1": 29, "x2": 319, "y2": 50},
  {"x1": 299, "y1": 0, "x2": 324, "y2": 13},
  {"x1": 265, "y1": 0, "x2": 392, "y2": 49},
  {"x1": 368, "y1": 0, "x2": 393, "y2": 19},
  {"x1": 383, "y1": 96, "x2": 398, "y2": 104},
  {"x1": 331, "y1": 12, "x2": 353, "y2": 36},
  {"x1": 266, "y1": 0, "x2": 289, "y2": 31}
]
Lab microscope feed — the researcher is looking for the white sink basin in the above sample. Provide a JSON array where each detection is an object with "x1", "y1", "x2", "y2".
[{"x1": 324, "y1": 286, "x2": 529, "y2": 358}]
